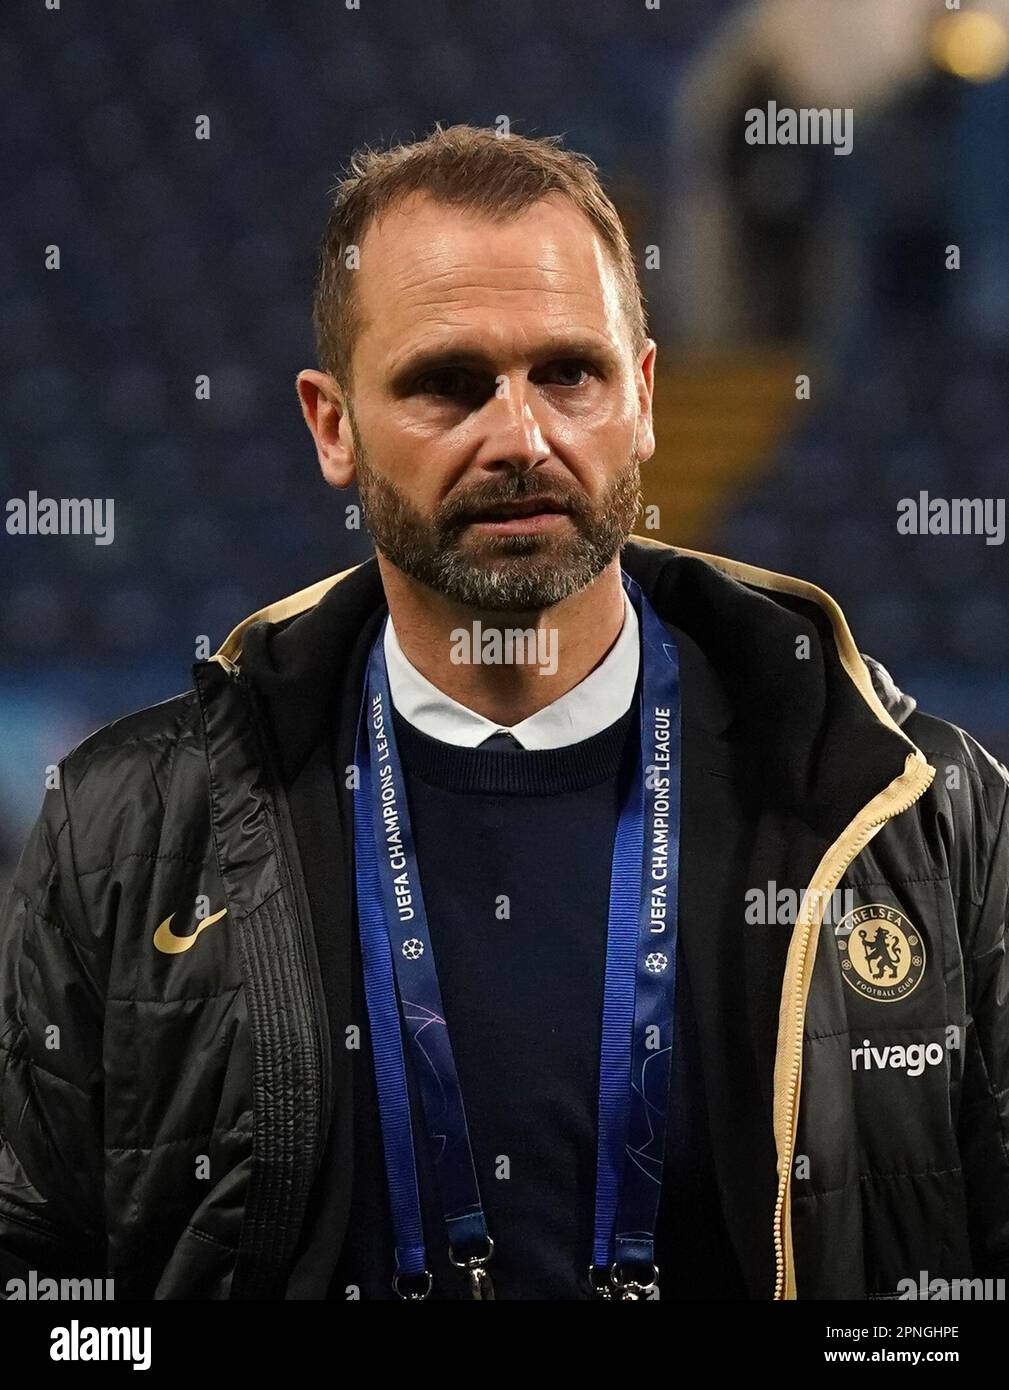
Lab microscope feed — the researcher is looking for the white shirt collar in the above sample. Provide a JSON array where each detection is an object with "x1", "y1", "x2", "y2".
[{"x1": 383, "y1": 589, "x2": 639, "y2": 749}]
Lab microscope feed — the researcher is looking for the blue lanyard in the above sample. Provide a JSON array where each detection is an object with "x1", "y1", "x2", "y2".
[{"x1": 352, "y1": 571, "x2": 681, "y2": 1300}]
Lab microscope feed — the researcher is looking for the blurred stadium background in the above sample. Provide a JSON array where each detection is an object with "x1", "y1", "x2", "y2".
[{"x1": 2, "y1": 0, "x2": 1008, "y2": 886}]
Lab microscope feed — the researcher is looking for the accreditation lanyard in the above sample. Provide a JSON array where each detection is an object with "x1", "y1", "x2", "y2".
[{"x1": 351, "y1": 571, "x2": 682, "y2": 1301}]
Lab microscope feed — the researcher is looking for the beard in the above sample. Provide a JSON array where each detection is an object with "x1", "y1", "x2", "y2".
[{"x1": 352, "y1": 435, "x2": 643, "y2": 613}]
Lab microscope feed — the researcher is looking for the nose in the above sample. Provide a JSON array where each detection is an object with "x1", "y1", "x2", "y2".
[{"x1": 472, "y1": 380, "x2": 551, "y2": 474}]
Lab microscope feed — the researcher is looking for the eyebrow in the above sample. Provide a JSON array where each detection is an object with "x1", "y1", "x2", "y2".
[{"x1": 387, "y1": 337, "x2": 619, "y2": 391}]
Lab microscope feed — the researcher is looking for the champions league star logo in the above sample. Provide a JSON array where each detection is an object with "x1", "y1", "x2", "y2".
[
  {"x1": 402, "y1": 938, "x2": 425, "y2": 960},
  {"x1": 645, "y1": 952, "x2": 669, "y2": 974}
]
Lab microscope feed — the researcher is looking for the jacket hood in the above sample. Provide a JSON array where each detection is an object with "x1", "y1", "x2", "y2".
[{"x1": 221, "y1": 537, "x2": 928, "y2": 838}]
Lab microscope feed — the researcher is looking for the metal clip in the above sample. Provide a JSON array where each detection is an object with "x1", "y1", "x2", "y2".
[
  {"x1": 450, "y1": 1237, "x2": 496, "y2": 1301},
  {"x1": 468, "y1": 1264, "x2": 495, "y2": 1300},
  {"x1": 609, "y1": 1260, "x2": 659, "y2": 1301},
  {"x1": 392, "y1": 1269, "x2": 433, "y2": 1301}
]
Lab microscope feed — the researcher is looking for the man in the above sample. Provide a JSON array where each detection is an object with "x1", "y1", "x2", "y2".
[{"x1": 1, "y1": 126, "x2": 1006, "y2": 1302}]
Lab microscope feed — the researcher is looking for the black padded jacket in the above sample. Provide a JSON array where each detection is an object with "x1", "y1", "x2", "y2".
[{"x1": 1, "y1": 537, "x2": 1007, "y2": 1299}]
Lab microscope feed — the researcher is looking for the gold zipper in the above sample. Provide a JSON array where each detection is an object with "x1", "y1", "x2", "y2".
[{"x1": 771, "y1": 749, "x2": 936, "y2": 1300}]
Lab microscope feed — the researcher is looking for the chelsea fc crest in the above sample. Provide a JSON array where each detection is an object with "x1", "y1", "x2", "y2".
[{"x1": 834, "y1": 904, "x2": 925, "y2": 1003}]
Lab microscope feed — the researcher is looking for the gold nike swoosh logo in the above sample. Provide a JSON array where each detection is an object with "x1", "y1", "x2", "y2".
[{"x1": 153, "y1": 907, "x2": 228, "y2": 955}]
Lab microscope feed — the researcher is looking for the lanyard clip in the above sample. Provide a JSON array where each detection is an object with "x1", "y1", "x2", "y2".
[
  {"x1": 392, "y1": 1268, "x2": 433, "y2": 1301},
  {"x1": 467, "y1": 1265, "x2": 495, "y2": 1300},
  {"x1": 609, "y1": 1260, "x2": 660, "y2": 1300},
  {"x1": 450, "y1": 1237, "x2": 496, "y2": 1301}
]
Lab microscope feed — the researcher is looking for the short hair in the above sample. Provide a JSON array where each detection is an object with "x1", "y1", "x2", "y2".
[{"x1": 312, "y1": 124, "x2": 647, "y2": 388}]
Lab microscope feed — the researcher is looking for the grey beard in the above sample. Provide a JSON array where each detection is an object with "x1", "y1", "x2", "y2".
[{"x1": 353, "y1": 450, "x2": 643, "y2": 612}]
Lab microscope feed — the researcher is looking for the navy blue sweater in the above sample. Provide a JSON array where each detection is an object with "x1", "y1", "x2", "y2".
[{"x1": 327, "y1": 703, "x2": 747, "y2": 1300}]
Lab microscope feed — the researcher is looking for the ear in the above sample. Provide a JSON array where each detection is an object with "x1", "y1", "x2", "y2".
[
  {"x1": 295, "y1": 370, "x2": 357, "y2": 488},
  {"x1": 633, "y1": 339, "x2": 657, "y2": 465}
]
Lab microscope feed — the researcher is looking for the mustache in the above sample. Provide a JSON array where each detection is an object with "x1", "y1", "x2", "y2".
[{"x1": 437, "y1": 474, "x2": 589, "y2": 530}]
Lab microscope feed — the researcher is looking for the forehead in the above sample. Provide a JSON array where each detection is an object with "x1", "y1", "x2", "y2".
[{"x1": 352, "y1": 192, "x2": 629, "y2": 369}]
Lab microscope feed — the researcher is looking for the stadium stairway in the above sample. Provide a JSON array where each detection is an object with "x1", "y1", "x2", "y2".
[{"x1": 644, "y1": 349, "x2": 803, "y2": 547}]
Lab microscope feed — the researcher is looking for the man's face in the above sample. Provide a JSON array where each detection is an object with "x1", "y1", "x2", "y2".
[{"x1": 334, "y1": 192, "x2": 655, "y2": 611}]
